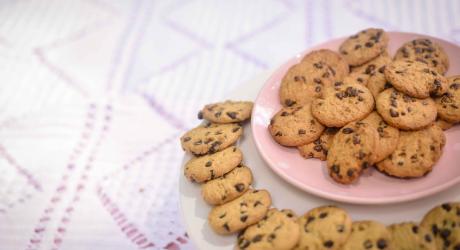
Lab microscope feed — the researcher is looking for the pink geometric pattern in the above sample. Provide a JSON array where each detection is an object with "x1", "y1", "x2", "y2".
[{"x1": 0, "y1": 1, "x2": 459, "y2": 249}]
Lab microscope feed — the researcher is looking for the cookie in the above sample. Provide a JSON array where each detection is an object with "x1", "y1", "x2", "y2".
[
  {"x1": 208, "y1": 189, "x2": 272, "y2": 235},
  {"x1": 376, "y1": 88, "x2": 437, "y2": 130},
  {"x1": 361, "y1": 112, "x2": 400, "y2": 163},
  {"x1": 298, "y1": 127, "x2": 339, "y2": 161},
  {"x1": 339, "y1": 28, "x2": 389, "y2": 66},
  {"x1": 421, "y1": 202, "x2": 460, "y2": 250},
  {"x1": 269, "y1": 103, "x2": 325, "y2": 147},
  {"x1": 279, "y1": 49, "x2": 349, "y2": 106},
  {"x1": 237, "y1": 208, "x2": 300, "y2": 250},
  {"x1": 394, "y1": 38, "x2": 449, "y2": 75},
  {"x1": 388, "y1": 222, "x2": 436, "y2": 250},
  {"x1": 201, "y1": 165, "x2": 253, "y2": 205},
  {"x1": 199, "y1": 101, "x2": 253, "y2": 123},
  {"x1": 352, "y1": 51, "x2": 391, "y2": 91},
  {"x1": 295, "y1": 206, "x2": 352, "y2": 250},
  {"x1": 385, "y1": 60, "x2": 448, "y2": 98},
  {"x1": 327, "y1": 121, "x2": 378, "y2": 184},
  {"x1": 435, "y1": 75, "x2": 460, "y2": 123},
  {"x1": 184, "y1": 146, "x2": 242, "y2": 183},
  {"x1": 342, "y1": 221, "x2": 392, "y2": 250},
  {"x1": 181, "y1": 123, "x2": 243, "y2": 155},
  {"x1": 376, "y1": 124, "x2": 445, "y2": 178},
  {"x1": 311, "y1": 81, "x2": 375, "y2": 127},
  {"x1": 435, "y1": 117, "x2": 455, "y2": 131}
]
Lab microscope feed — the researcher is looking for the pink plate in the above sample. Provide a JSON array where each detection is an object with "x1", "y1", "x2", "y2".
[{"x1": 251, "y1": 32, "x2": 460, "y2": 204}]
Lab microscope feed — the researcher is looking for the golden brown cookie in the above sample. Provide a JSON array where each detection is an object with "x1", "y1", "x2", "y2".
[
  {"x1": 327, "y1": 121, "x2": 378, "y2": 184},
  {"x1": 421, "y1": 202, "x2": 460, "y2": 250},
  {"x1": 385, "y1": 60, "x2": 448, "y2": 98},
  {"x1": 295, "y1": 206, "x2": 352, "y2": 250},
  {"x1": 388, "y1": 222, "x2": 436, "y2": 250},
  {"x1": 376, "y1": 124, "x2": 445, "y2": 178},
  {"x1": 311, "y1": 81, "x2": 375, "y2": 127},
  {"x1": 200, "y1": 101, "x2": 253, "y2": 123},
  {"x1": 339, "y1": 28, "x2": 389, "y2": 66},
  {"x1": 435, "y1": 75, "x2": 460, "y2": 123},
  {"x1": 342, "y1": 221, "x2": 392, "y2": 250},
  {"x1": 279, "y1": 49, "x2": 349, "y2": 106},
  {"x1": 237, "y1": 209, "x2": 300, "y2": 250},
  {"x1": 376, "y1": 88, "x2": 437, "y2": 130},
  {"x1": 269, "y1": 104, "x2": 325, "y2": 147},
  {"x1": 394, "y1": 38, "x2": 449, "y2": 75}
]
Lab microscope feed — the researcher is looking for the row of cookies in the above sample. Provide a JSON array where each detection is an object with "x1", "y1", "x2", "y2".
[{"x1": 270, "y1": 28, "x2": 458, "y2": 184}]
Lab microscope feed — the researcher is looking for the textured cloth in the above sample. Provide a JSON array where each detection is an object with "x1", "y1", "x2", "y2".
[{"x1": 0, "y1": 0, "x2": 459, "y2": 249}]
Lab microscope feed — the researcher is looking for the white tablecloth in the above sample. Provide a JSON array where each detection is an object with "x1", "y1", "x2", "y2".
[{"x1": 0, "y1": 0, "x2": 459, "y2": 249}]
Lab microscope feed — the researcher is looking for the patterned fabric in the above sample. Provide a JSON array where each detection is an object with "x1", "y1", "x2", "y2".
[{"x1": 0, "y1": 0, "x2": 458, "y2": 249}]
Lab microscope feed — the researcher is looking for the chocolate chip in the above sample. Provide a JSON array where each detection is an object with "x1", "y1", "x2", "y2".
[
  {"x1": 363, "y1": 239, "x2": 373, "y2": 249},
  {"x1": 319, "y1": 212, "x2": 328, "y2": 219},
  {"x1": 450, "y1": 83, "x2": 460, "y2": 90},
  {"x1": 307, "y1": 216, "x2": 315, "y2": 224},
  {"x1": 252, "y1": 234, "x2": 263, "y2": 243},
  {"x1": 442, "y1": 203, "x2": 452, "y2": 212},
  {"x1": 268, "y1": 234, "x2": 276, "y2": 241},
  {"x1": 378, "y1": 66, "x2": 386, "y2": 74},
  {"x1": 281, "y1": 111, "x2": 289, "y2": 116},
  {"x1": 226, "y1": 112, "x2": 237, "y2": 119},
  {"x1": 314, "y1": 145, "x2": 323, "y2": 152},
  {"x1": 315, "y1": 86, "x2": 322, "y2": 92},
  {"x1": 454, "y1": 243, "x2": 460, "y2": 250},
  {"x1": 354, "y1": 44, "x2": 362, "y2": 50},
  {"x1": 390, "y1": 109, "x2": 399, "y2": 117},
  {"x1": 314, "y1": 62, "x2": 323, "y2": 69},
  {"x1": 440, "y1": 229, "x2": 451, "y2": 239},
  {"x1": 377, "y1": 239, "x2": 387, "y2": 249},
  {"x1": 298, "y1": 129, "x2": 306, "y2": 135},
  {"x1": 342, "y1": 127, "x2": 354, "y2": 134},
  {"x1": 194, "y1": 140, "x2": 203, "y2": 145},
  {"x1": 323, "y1": 240, "x2": 334, "y2": 248},
  {"x1": 205, "y1": 161, "x2": 212, "y2": 167},
  {"x1": 223, "y1": 223, "x2": 230, "y2": 232},
  {"x1": 215, "y1": 111, "x2": 222, "y2": 118},
  {"x1": 362, "y1": 162, "x2": 369, "y2": 169},
  {"x1": 358, "y1": 96, "x2": 364, "y2": 101},
  {"x1": 254, "y1": 201, "x2": 263, "y2": 207},
  {"x1": 425, "y1": 234, "x2": 432, "y2": 242},
  {"x1": 275, "y1": 131, "x2": 282, "y2": 137},
  {"x1": 365, "y1": 42, "x2": 374, "y2": 47},
  {"x1": 240, "y1": 215, "x2": 248, "y2": 222},
  {"x1": 197, "y1": 111, "x2": 203, "y2": 119},
  {"x1": 232, "y1": 127, "x2": 241, "y2": 133},
  {"x1": 337, "y1": 225, "x2": 345, "y2": 233},
  {"x1": 365, "y1": 65, "x2": 376, "y2": 74},
  {"x1": 294, "y1": 76, "x2": 301, "y2": 82},
  {"x1": 432, "y1": 224, "x2": 439, "y2": 235},
  {"x1": 331, "y1": 164, "x2": 340, "y2": 174},
  {"x1": 183, "y1": 137, "x2": 191, "y2": 142},
  {"x1": 235, "y1": 183, "x2": 245, "y2": 192},
  {"x1": 219, "y1": 213, "x2": 226, "y2": 218},
  {"x1": 285, "y1": 99, "x2": 295, "y2": 106},
  {"x1": 238, "y1": 238, "x2": 250, "y2": 249},
  {"x1": 347, "y1": 169, "x2": 355, "y2": 177},
  {"x1": 352, "y1": 134, "x2": 360, "y2": 145},
  {"x1": 412, "y1": 225, "x2": 419, "y2": 233},
  {"x1": 314, "y1": 78, "x2": 322, "y2": 84}
]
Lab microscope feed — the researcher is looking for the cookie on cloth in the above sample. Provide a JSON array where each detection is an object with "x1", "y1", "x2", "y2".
[
  {"x1": 376, "y1": 88, "x2": 437, "y2": 130},
  {"x1": 435, "y1": 75, "x2": 460, "y2": 123},
  {"x1": 394, "y1": 38, "x2": 449, "y2": 75},
  {"x1": 279, "y1": 49, "x2": 349, "y2": 106},
  {"x1": 199, "y1": 100, "x2": 253, "y2": 123},
  {"x1": 385, "y1": 60, "x2": 448, "y2": 98},
  {"x1": 208, "y1": 189, "x2": 272, "y2": 235},
  {"x1": 376, "y1": 124, "x2": 445, "y2": 178},
  {"x1": 184, "y1": 146, "x2": 242, "y2": 183},
  {"x1": 181, "y1": 123, "x2": 243, "y2": 155},
  {"x1": 295, "y1": 205, "x2": 352, "y2": 250},
  {"x1": 388, "y1": 222, "x2": 436, "y2": 250},
  {"x1": 342, "y1": 220, "x2": 392, "y2": 250},
  {"x1": 311, "y1": 81, "x2": 374, "y2": 128},
  {"x1": 339, "y1": 28, "x2": 389, "y2": 66},
  {"x1": 201, "y1": 164, "x2": 253, "y2": 205},
  {"x1": 421, "y1": 202, "x2": 460, "y2": 250},
  {"x1": 237, "y1": 208, "x2": 299, "y2": 250},
  {"x1": 327, "y1": 121, "x2": 378, "y2": 184},
  {"x1": 269, "y1": 103, "x2": 325, "y2": 147}
]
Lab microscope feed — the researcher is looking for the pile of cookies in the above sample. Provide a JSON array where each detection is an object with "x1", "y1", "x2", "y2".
[
  {"x1": 269, "y1": 28, "x2": 459, "y2": 184},
  {"x1": 180, "y1": 100, "x2": 460, "y2": 249}
]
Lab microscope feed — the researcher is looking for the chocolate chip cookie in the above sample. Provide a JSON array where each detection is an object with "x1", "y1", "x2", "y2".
[
  {"x1": 295, "y1": 206, "x2": 352, "y2": 250},
  {"x1": 327, "y1": 121, "x2": 378, "y2": 184},
  {"x1": 184, "y1": 146, "x2": 243, "y2": 183},
  {"x1": 435, "y1": 117, "x2": 455, "y2": 131},
  {"x1": 435, "y1": 75, "x2": 460, "y2": 123},
  {"x1": 202, "y1": 165, "x2": 253, "y2": 205},
  {"x1": 237, "y1": 208, "x2": 299, "y2": 250},
  {"x1": 339, "y1": 28, "x2": 389, "y2": 66},
  {"x1": 269, "y1": 103, "x2": 325, "y2": 147},
  {"x1": 342, "y1": 221, "x2": 392, "y2": 250},
  {"x1": 376, "y1": 88, "x2": 437, "y2": 130},
  {"x1": 209, "y1": 189, "x2": 272, "y2": 235},
  {"x1": 181, "y1": 123, "x2": 243, "y2": 155},
  {"x1": 385, "y1": 60, "x2": 448, "y2": 98},
  {"x1": 311, "y1": 81, "x2": 375, "y2": 127},
  {"x1": 394, "y1": 38, "x2": 449, "y2": 75},
  {"x1": 298, "y1": 127, "x2": 339, "y2": 161},
  {"x1": 200, "y1": 101, "x2": 253, "y2": 123},
  {"x1": 280, "y1": 49, "x2": 349, "y2": 107},
  {"x1": 388, "y1": 222, "x2": 436, "y2": 250},
  {"x1": 421, "y1": 202, "x2": 460, "y2": 250},
  {"x1": 376, "y1": 124, "x2": 445, "y2": 178}
]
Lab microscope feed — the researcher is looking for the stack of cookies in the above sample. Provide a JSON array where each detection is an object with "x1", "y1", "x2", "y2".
[{"x1": 269, "y1": 28, "x2": 459, "y2": 185}]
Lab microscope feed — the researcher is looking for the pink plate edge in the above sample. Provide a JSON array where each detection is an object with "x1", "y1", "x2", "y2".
[{"x1": 251, "y1": 31, "x2": 460, "y2": 205}]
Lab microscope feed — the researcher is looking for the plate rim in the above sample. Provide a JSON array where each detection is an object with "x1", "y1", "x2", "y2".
[{"x1": 250, "y1": 31, "x2": 460, "y2": 205}]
